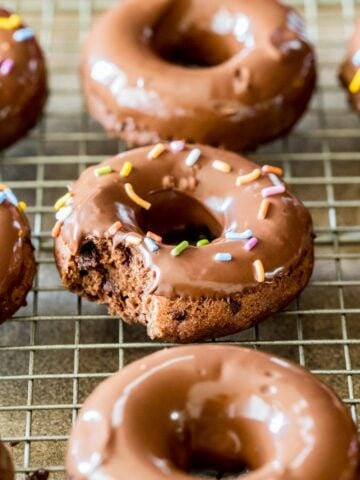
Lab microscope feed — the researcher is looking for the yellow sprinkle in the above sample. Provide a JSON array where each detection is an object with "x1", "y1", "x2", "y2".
[
  {"x1": 258, "y1": 199, "x2": 271, "y2": 220},
  {"x1": 236, "y1": 168, "x2": 261, "y2": 186},
  {"x1": 349, "y1": 68, "x2": 360, "y2": 94},
  {"x1": 262, "y1": 165, "x2": 283, "y2": 177},
  {"x1": 108, "y1": 221, "x2": 122, "y2": 236},
  {"x1": 51, "y1": 221, "x2": 62, "y2": 239},
  {"x1": 253, "y1": 260, "x2": 265, "y2": 283},
  {"x1": 18, "y1": 201, "x2": 27, "y2": 212},
  {"x1": 54, "y1": 192, "x2": 72, "y2": 211},
  {"x1": 18, "y1": 229, "x2": 23, "y2": 237},
  {"x1": 124, "y1": 183, "x2": 151, "y2": 210},
  {"x1": 0, "y1": 14, "x2": 21, "y2": 30},
  {"x1": 125, "y1": 233, "x2": 143, "y2": 246},
  {"x1": 146, "y1": 231, "x2": 162, "y2": 243},
  {"x1": 148, "y1": 143, "x2": 166, "y2": 160},
  {"x1": 120, "y1": 161, "x2": 133, "y2": 178},
  {"x1": 212, "y1": 160, "x2": 232, "y2": 173},
  {"x1": 95, "y1": 165, "x2": 113, "y2": 177}
]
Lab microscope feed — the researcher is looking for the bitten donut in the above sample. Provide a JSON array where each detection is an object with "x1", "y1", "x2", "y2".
[
  {"x1": 53, "y1": 143, "x2": 314, "y2": 342},
  {"x1": 82, "y1": 0, "x2": 316, "y2": 151},
  {"x1": 0, "y1": 185, "x2": 36, "y2": 325},
  {"x1": 67, "y1": 345, "x2": 360, "y2": 480},
  {"x1": 0, "y1": 439, "x2": 13, "y2": 480},
  {"x1": 0, "y1": 8, "x2": 47, "y2": 150},
  {"x1": 340, "y1": 20, "x2": 360, "y2": 112}
]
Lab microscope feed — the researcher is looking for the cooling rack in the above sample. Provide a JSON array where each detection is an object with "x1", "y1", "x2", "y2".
[{"x1": 0, "y1": 0, "x2": 360, "y2": 478}]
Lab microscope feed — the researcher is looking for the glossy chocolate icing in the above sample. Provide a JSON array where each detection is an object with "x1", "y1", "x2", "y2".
[
  {"x1": 340, "y1": 19, "x2": 360, "y2": 111},
  {"x1": 82, "y1": 0, "x2": 316, "y2": 151},
  {"x1": 67, "y1": 345, "x2": 359, "y2": 480},
  {"x1": 0, "y1": 440, "x2": 13, "y2": 480},
  {"x1": 0, "y1": 8, "x2": 47, "y2": 150},
  {"x1": 57, "y1": 144, "x2": 313, "y2": 298}
]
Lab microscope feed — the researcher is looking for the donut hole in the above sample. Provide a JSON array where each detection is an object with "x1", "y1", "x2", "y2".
[{"x1": 136, "y1": 190, "x2": 223, "y2": 245}]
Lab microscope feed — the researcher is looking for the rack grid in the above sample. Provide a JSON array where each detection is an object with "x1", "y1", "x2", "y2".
[{"x1": 1, "y1": 0, "x2": 360, "y2": 478}]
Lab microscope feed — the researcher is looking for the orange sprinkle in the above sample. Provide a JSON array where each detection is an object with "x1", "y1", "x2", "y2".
[
  {"x1": 0, "y1": 183, "x2": 8, "y2": 191},
  {"x1": 148, "y1": 143, "x2": 166, "y2": 160},
  {"x1": 108, "y1": 221, "x2": 122, "y2": 236},
  {"x1": 51, "y1": 221, "x2": 62, "y2": 239},
  {"x1": 146, "y1": 231, "x2": 162, "y2": 243},
  {"x1": 18, "y1": 229, "x2": 23, "y2": 237},
  {"x1": 253, "y1": 260, "x2": 265, "y2": 283},
  {"x1": 258, "y1": 199, "x2": 271, "y2": 220},
  {"x1": 236, "y1": 168, "x2": 261, "y2": 186},
  {"x1": 262, "y1": 165, "x2": 283, "y2": 177}
]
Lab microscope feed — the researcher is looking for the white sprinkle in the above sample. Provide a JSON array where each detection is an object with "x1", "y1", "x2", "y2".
[
  {"x1": 144, "y1": 236, "x2": 159, "y2": 252},
  {"x1": 185, "y1": 148, "x2": 201, "y2": 167},
  {"x1": 269, "y1": 173, "x2": 283, "y2": 187},
  {"x1": 214, "y1": 252, "x2": 233, "y2": 262},
  {"x1": 212, "y1": 160, "x2": 232, "y2": 173},
  {"x1": 225, "y1": 229, "x2": 253, "y2": 240},
  {"x1": 56, "y1": 206, "x2": 73, "y2": 222},
  {"x1": 169, "y1": 140, "x2": 185, "y2": 153},
  {"x1": 4, "y1": 188, "x2": 18, "y2": 206}
]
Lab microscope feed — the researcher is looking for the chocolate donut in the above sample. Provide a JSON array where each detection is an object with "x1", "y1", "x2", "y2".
[
  {"x1": 0, "y1": 185, "x2": 36, "y2": 325},
  {"x1": 0, "y1": 440, "x2": 13, "y2": 480},
  {"x1": 0, "y1": 8, "x2": 47, "y2": 150},
  {"x1": 67, "y1": 345, "x2": 359, "y2": 480},
  {"x1": 82, "y1": 0, "x2": 316, "y2": 151},
  {"x1": 339, "y1": 20, "x2": 360, "y2": 112},
  {"x1": 53, "y1": 143, "x2": 314, "y2": 342}
]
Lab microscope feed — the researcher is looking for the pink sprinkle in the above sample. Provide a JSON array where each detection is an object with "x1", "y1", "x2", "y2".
[
  {"x1": 244, "y1": 237, "x2": 258, "y2": 251},
  {"x1": 0, "y1": 58, "x2": 14, "y2": 76},
  {"x1": 262, "y1": 185, "x2": 286, "y2": 198},
  {"x1": 169, "y1": 140, "x2": 185, "y2": 153}
]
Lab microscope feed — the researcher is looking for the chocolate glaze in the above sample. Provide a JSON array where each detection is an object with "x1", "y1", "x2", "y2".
[
  {"x1": 339, "y1": 20, "x2": 360, "y2": 112},
  {"x1": 67, "y1": 345, "x2": 360, "y2": 480},
  {"x1": 0, "y1": 8, "x2": 47, "y2": 150},
  {"x1": 82, "y1": 0, "x2": 316, "y2": 151},
  {"x1": 0, "y1": 440, "x2": 14, "y2": 480},
  {"x1": 57, "y1": 144, "x2": 313, "y2": 298}
]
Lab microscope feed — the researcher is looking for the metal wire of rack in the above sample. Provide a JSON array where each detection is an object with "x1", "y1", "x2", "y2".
[{"x1": 0, "y1": 0, "x2": 360, "y2": 478}]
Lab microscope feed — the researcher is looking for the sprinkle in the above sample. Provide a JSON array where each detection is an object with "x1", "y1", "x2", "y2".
[
  {"x1": 148, "y1": 143, "x2": 166, "y2": 160},
  {"x1": 268, "y1": 173, "x2": 283, "y2": 187},
  {"x1": 18, "y1": 201, "x2": 27, "y2": 212},
  {"x1": 120, "y1": 161, "x2": 133, "y2": 177},
  {"x1": 146, "y1": 231, "x2": 162, "y2": 243},
  {"x1": 124, "y1": 183, "x2": 151, "y2": 210},
  {"x1": 54, "y1": 192, "x2": 72, "y2": 211},
  {"x1": 185, "y1": 148, "x2": 201, "y2": 167},
  {"x1": 262, "y1": 185, "x2": 286, "y2": 198},
  {"x1": 225, "y1": 229, "x2": 253, "y2": 240},
  {"x1": 56, "y1": 206, "x2": 72, "y2": 223},
  {"x1": 258, "y1": 199, "x2": 271, "y2": 220},
  {"x1": 144, "y1": 236, "x2": 159, "y2": 252},
  {"x1": 18, "y1": 229, "x2": 23, "y2": 237},
  {"x1": 13, "y1": 27, "x2": 34, "y2": 42},
  {"x1": 125, "y1": 234, "x2": 143, "y2": 246},
  {"x1": 214, "y1": 253, "x2": 232, "y2": 262},
  {"x1": 51, "y1": 221, "x2": 62, "y2": 239},
  {"x1": 0, "y1": 183, "x2": 7, "y2": 191},
  {"x1": 171, "y1": 240, "x2": 189, "y2": 257},
  {"x1": 262, "y1": 165, "x2": 283, "y2": 176},
  {"x1": 212, "y1": 160, "x2": 232, "y2": 173},
  {"x1": 0, "y1": 14, "x2": 21, "y2": 30},
  {"x1": 244, "y1": 237, "x2": 258, "y2": 251},
  {"x1": 95, "y1": 165, "x2": 112, "y2": 177},
  {"x1": 349, "y1": 68, "x2": 360, "y2": 94},
  {"x1": 236, "y1": 169, "x2": 261, "y2": 186},
  {"x1": 253, "y1": 260, "x2": 265, "y2": 283},
  {"x1": 197, "y1": 239, "x2": 209, "y2": 247},
  {"x1": 0, "y1": 58, "x2": 14, "y2": 76},
  {"x1": 169, "y1": 140, "x2": 185, "y2": 153},
  {"x1": 4, "y1": 188, "x2": 18, "y2": 206},
  {"x1": 108, "y1": 221, "x2": 122, "y2": 236}
]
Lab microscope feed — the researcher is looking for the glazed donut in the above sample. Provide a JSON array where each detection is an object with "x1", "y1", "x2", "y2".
[
  {"x1": 0, "y1": 439, "x2": 13, "y2": 480},
  {"x1": 53, "y1": 143, "x2": 313, "y2": 342},
  {"x1": 340, "y1": 20, "x2": 360, "y2": 112},
  {"x1": 0, "y1": 185, "x2": 36, "y2": 324},
  {"x1": 67, "y1": 345, "x2": 359, "y2": 480},
  {"x1": 0, "y1": 8, "x2": 47, "y2": 150},
  {"x1": 82, "y1": 0, "x2": 316, "y2": 151}
]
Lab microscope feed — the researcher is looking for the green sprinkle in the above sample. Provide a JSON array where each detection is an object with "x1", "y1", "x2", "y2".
[
  {"x1": 197, "y1": 239, "x2": 209, "y2": 247},
  {"x1": 171, "y1": 240, "x2": 189, "y2": 257},
  {"x1": 95, "y1": 165, "x2": 113, "y2": 177}
]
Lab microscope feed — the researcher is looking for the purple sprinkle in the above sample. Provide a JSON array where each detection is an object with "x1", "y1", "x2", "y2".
[
  {"x1": 169, "y1": 140, "x2": 185, "y2": 153},
  {"x1": 0, "y1": 58, "x2": 14, "y2": 76},
  {"x1": 262, "y1": 185, "x2": 286, "y2": 198},
  {"x1": 244, "y1": 237, "x2": 258, "y2": 251}
]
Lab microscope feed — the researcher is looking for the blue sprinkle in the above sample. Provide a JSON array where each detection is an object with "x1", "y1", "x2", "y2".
[
  {"x1": 225, "y1": 229, "x2": 253, "y2": 241},
  {"x1": 144, "y1": 236, "x2": 159, "y2": 252},
  {"x1": 4, "y1": 188, "x2": 18, "y2": 206},
  {"x1": 0, "y1": 192, "x2": 6, "y2": 204},
  {"x1": 214, "y1": 252, "x2": 233, "y2": 262},
  {"x1": 269, "y1": 173, "x2": 283, "y2": 187},
  {"x1": 13, "y1": 27, "x2": 34, "y2": 42}
]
